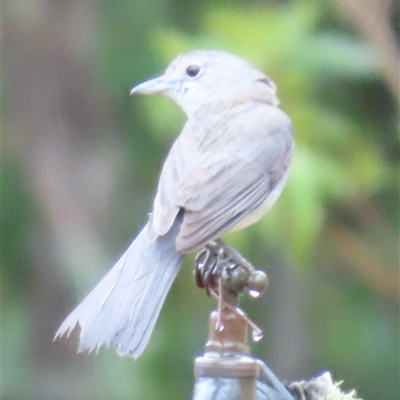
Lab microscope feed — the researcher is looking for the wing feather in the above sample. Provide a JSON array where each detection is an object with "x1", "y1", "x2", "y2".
[
  {"x1": 150, "y1": 102, "x2": 293, "y2": 253},
  {"x1": 175, "y1": 159, "x2": 270, "y2": 251}
]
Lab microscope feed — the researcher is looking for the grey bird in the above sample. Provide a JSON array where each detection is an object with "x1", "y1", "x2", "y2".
[{"x1": 55, "y1": 50, "x2": 293, "y2": 358}]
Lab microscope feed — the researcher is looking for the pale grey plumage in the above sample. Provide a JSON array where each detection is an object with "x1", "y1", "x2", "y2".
[{"x1": 55, "y1": 50, "x2": 293, "y2": 357}]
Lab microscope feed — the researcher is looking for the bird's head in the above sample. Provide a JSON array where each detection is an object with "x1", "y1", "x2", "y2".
[{"x1": 131, "y1": 50, "x2": 279, "y2": 116}]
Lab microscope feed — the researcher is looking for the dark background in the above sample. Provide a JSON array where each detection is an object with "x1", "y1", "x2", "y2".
[{"x1": 3, "y1": 0, "x2": 399, "y2": 399}]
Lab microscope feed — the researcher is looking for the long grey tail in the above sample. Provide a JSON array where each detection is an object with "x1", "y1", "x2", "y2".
[{"x1": 55, "y1": 218, "x2": 183, "y2": 358}]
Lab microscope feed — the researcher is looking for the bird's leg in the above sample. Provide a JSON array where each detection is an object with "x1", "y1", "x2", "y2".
[
  {"x1": 196, "y1": 244, "x2": 236, "y2": 330},
  {"x1": 195, "y1": 245, "x2": 220, "y2": 295}
]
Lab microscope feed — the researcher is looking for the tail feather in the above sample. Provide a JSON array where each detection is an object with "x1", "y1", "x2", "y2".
[{"x1": 55, "y1": 219, "x2": 183, "y2": 357}]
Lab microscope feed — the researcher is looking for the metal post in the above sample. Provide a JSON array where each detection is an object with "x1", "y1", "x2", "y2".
[
  {"x1": 191, "y1": 240, "x2": 294, "y2": 400},
  {"x1": 193, "y1": 308, "x2": 260, "y2": 400}
]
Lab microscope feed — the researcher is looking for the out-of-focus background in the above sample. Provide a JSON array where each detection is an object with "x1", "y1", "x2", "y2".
[{"x1": 3, "y1": 0, "x2": 399, "y2": 399}]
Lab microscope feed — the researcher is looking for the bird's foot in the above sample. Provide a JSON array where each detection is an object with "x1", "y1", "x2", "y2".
[{"x1": 195, "y1": 238, "x2": 269, "y2": 300}]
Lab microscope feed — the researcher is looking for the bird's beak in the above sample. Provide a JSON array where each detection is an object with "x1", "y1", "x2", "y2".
[{"x1": 130, "y1": 76, "x2": 172, "y2": 95}]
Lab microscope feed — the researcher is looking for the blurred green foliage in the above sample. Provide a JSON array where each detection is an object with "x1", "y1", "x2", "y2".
[{"x1": 3, "y1": 0, "x2": 399, "y2": 399}]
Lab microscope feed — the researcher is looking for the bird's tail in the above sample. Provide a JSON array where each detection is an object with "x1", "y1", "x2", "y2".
[{"x1": 55, "y1": 218, "x2": 183, "y2": 358}]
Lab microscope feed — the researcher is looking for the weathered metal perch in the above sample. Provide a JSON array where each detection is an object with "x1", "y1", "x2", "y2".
[{"x1": 191, "y1": 240, "x2": 362, "y2": 400}]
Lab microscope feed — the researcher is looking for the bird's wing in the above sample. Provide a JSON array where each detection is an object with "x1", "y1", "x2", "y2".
[
  {"x1": 150, "y1": 103, "x2": 293, "y2": 252},
  {"x1": 175, "y1": 151, "x2": 286, "y2": 252}
]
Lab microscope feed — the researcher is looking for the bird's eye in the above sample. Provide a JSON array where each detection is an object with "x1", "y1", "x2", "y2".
[{"x1": 186, "y1": 65, "x2": 201, "y2": 77}]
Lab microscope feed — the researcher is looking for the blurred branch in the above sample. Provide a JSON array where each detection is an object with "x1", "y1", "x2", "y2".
[
  {"x1": 332, "y1": 0, "x2": 399, "y2": 101},
  {"x1": 327, "y1": 223, "x2": 399, "y2": 300}
]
